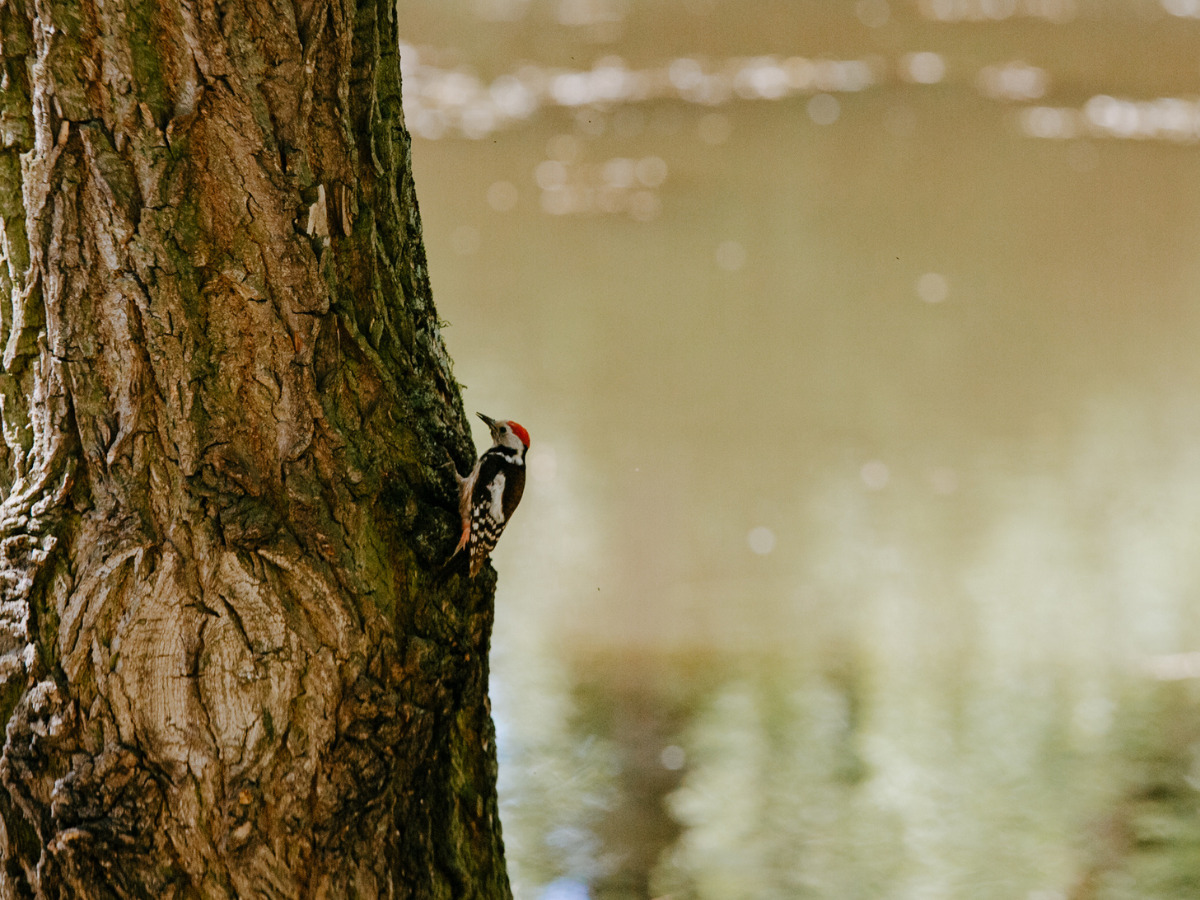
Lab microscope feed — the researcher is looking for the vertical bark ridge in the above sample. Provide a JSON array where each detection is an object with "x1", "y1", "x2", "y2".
[{"x1": 0, "y1": 0, "x2": 511, "y2": 897}]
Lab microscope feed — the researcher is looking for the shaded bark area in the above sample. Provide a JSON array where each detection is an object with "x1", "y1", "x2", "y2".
[{"x1": 0, "y1": 0, "x2": 510, "y2": 897}]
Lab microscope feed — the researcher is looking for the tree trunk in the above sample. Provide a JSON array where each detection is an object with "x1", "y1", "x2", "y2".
[{"x1": 0, "y1": 1, "x2": 510, "y2": 897}]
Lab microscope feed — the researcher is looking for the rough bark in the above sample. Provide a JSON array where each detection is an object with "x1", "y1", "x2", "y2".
[{"x1": 0, "y1": 0, "x2": 510, "y2": 897}]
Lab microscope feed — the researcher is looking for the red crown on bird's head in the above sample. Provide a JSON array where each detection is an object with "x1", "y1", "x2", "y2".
[{"x1": 507, "y1": 421, "x2": 531, "y2": 448}]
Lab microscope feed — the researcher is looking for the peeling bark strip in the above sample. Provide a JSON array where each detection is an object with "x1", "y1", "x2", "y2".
[{"x1": 0, "y1": 0, "x2": 510, "y2": 897}]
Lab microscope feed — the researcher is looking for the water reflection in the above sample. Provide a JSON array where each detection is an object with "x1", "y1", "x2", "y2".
[
  {"x1": 399, "y1": 49, "x2": 883, "y2": 141},
  {"x1": 488, "y1": 406, "x2": 1200, "y2": 898},
  {"x1": 402, "y1": 1, "x2": 1200, "y2": 897}
]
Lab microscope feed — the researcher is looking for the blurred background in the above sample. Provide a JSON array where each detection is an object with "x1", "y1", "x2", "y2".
[{"x1": 400, "y1": 2, "x2": 1200, "y2": 897}]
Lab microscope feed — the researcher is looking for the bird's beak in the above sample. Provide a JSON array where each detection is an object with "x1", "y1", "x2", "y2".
[{"x1": 476, "y1": 412, "x2": 498, "y2": 434}]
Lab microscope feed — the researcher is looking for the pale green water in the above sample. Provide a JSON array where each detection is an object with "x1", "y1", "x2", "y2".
[{"x1": 404, "y1": 2, "x2": 1200, "y2": 897}]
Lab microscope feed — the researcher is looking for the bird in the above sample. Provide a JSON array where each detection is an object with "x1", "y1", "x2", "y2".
[{"x1": 448, "y1": 412, "x2": 530, "y2": 577}]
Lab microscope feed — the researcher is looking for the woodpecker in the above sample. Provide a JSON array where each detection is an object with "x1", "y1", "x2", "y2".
[{"x1": 449, "y1": 412, "x2": 530, "y2": 577}]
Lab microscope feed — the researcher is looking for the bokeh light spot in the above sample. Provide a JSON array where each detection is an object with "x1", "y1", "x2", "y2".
[
  {"x1": 487, "y1": 180, "x2": 519, "y2": 211},
  {"x1": 540, "y1": 186, "x2": 573, "y2": 215},
  {"x1": 1020, "y1": 106, "x2": 1079, "y2": 139},
  {"x1": 535, "y1": 159, "x2": 568, "y2": 190},
  {"x1": 903, "y1": 51, "x2": 946, "y2": 84},
  {"x1": 660, "y1": 744, "x2": 687, "y2": 770},
  {"x1": 461, "y1": 102, "x2": 498, "y2": 138},
  {"x1": 539, "y1": 877, "x2": 590, "y2": 900},
  {"x1": 747, "y1": 526, "x2": 777, "y2": 555},
  {"x1": 977, "y1": 61, "x2": 1048, "y2": 101},
  {"x1": 1162, "y1": 0, "x2": 1200, "y2": 16},
  {"x1": 635, "y1": 156, "x2": 668, "y2": 187},
  {"x1": 860, "y1": 460, "x2": 890, "y2": 490},
  {"x1": 412, "y1": 108, "x2": 448, "y2": 140},
  {"x1": 669, "y1": 57, "x2": 704, "y2": 91},
  {"x1": 916, "y1": 272, "x2": 949, "y2": 303},
  {"x1": 489, "y1": 74, "x2": 538, "y2": 118},
  {"x1": 602, "y1": 157, "x2": 636, "y2": 189},
  {"x1": 474, "y1": 0, "x2": 531, "y2": 21}
]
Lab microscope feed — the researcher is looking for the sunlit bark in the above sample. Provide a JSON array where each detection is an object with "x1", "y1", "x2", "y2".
[{"x1": 0, "y1": 0, "x2": 509, "y2": 896}]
